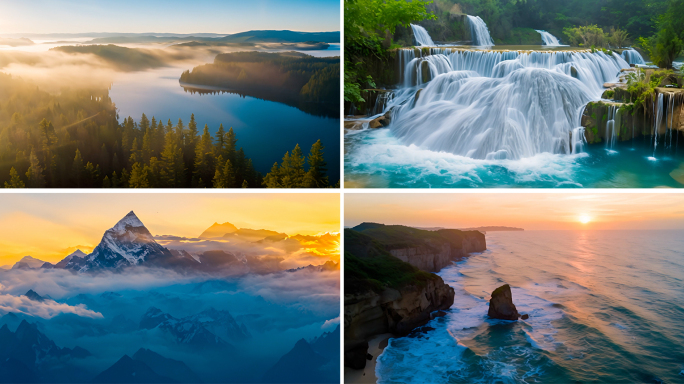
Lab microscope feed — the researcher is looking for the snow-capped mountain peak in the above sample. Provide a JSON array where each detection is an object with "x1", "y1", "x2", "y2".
[
  {"x1": 63, "y1": 211, "x2": 172, "y2": 272},
  {"x1": 110, "y1": 211, "x2": 146, "y2": 235}
]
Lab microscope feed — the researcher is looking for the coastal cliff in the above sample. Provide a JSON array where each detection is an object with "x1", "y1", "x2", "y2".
[
  {"x1": 344, "y1": 224, "x2": 486, "y2": 369},
  {"x1": 355, "y1": 223, "x2": 486, "y2": 272}
]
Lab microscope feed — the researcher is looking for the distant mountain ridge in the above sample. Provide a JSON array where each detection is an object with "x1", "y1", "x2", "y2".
[
  {"x1": 83, "y1": 30, "x2": 340, "y2": 44},
  {"x1": 8, "y1": 212, "x2": 338, "y2": 274}
]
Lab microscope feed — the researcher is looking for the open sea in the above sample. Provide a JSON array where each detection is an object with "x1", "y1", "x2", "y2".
[{"x1": 376, "y1": 230, "x2": 684, "y2": 383}]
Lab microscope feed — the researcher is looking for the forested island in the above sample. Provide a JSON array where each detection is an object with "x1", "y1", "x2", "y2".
[
  {"x1": 180, "y1": 51, "x2": 340, "y2": 117},
  {"x1": 0, "y1": 73, "x2": 335, "y2": 188}
]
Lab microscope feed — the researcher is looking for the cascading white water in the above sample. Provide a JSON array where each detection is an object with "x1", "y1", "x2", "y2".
[
  {"x1": 386, "y1": 48, "x2": 630, "y2": 160},
  {"x1": 535, "y1": 30, "x2": 564, "y2": 46},
  {"x1": 652, "y1": 93, "x2": 664, "y2": 159},
  {"x1": 622, "y1": 49, "x2": 645, "y2": 65},
  {"x1": 605, "y1": 105, "x2": 620, "y2": 151},
  {"x1": 410, "y1": 24, "x2": 435, "y2": 47},
  {"x1": 467, "y1": 16, "x2": 495, "y2": 46}
]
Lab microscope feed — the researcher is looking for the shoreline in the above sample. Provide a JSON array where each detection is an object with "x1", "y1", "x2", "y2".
[{"x1": 344, "y1": 333, "x2": 393, "y2": 383}]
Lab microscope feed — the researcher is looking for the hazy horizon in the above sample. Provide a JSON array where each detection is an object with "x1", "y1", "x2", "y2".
[
  {"x1": 346, "y1": 193, "x2": 684, "y2": 232},
  {"x1": 0, "y1": 0, "x2": 340, "y2": 35}
]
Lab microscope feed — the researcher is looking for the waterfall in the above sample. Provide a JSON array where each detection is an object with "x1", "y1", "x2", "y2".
[
  {"x1": 622, "y1": 49, "x2": 645, "y2": 65},
  {"x1": 536, "y1": 30, "x2": 564, "y2": 46},
  {"x1": 386, "y1": 48, "x2": 630, "y2": 160},
  {"x1": 605, "y1": 105, "x2": 620, "y2": 151},
  {"x1": 652, "y1": 93, "x2": 664, "y2": 158},
  {"x1": 467, "y1": 16, "x2": 495, "y2": 46},
  {"x1": 667, "y1": 93, "x2": 675, "y2": 148},
  {"x1": 410, "y1": 24, "x2": 435, "y2": 47}
]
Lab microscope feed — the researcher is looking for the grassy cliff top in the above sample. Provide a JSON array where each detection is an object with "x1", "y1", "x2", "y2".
[
  {"x1": 350, "y1": 223, "x2": 483, "y2": 252},
  {"x1": 345, "y1": 229, "x2": 439, "y2": 295}
]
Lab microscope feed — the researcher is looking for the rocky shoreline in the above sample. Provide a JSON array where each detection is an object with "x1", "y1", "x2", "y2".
[{"x1": 343, "y1": 224, "x2": 487, "y2": 373}]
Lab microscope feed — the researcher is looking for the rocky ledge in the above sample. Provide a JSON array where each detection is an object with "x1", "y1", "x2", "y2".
[{"x1": 344, "y1": 279, "x2": 454, "y2": 369}]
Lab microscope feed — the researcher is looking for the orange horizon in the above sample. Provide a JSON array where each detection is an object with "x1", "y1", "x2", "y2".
[
  {"x1": 0, "y1": 193, "x2": 340, "y2": 265},
  {"x1": 345, "y1": 193, "x2": 684, "y2": 232}
]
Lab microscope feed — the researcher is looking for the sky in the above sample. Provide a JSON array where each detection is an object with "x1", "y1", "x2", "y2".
[
  {"x1": 0, "y1": 193, "x2": 340, "y2": 265},
  {"x1": 0, "y1": 0, "x2": 340, "y2": 35},
  {"x1": 345, "y1": 193, "x2": 684, "y2": 231}
]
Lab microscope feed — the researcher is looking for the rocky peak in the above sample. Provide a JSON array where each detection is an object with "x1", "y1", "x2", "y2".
[
  {"x1": 64, "y1": 211, "x2": 171, "y2": 272},
  {"x1": 24, "y1": 290, "x2": 45, "y2": 302}
]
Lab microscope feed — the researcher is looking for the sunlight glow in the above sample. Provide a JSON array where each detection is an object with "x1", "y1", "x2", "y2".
[{"x1": 579, "y1": 214, "x2": 592, "y2": 224}]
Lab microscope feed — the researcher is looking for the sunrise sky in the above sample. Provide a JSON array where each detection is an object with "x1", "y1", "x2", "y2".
[
  {"x1": 0, "y1": 0, "x2": 340, "y2": 35},
  {"x1": 0, "y1": 193, "x2": 340, "y2": 266},
  {"x1": 345, "y1": 193, "x2": 684, "y2": 231}
]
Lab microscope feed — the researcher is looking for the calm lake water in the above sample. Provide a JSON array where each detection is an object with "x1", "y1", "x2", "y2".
[
  {"x1": 377, "y1": 230, "x2": 684, "y2": 383},
  {"x1": 111, "y1": 46, "x2": 340, "y2": 181}
]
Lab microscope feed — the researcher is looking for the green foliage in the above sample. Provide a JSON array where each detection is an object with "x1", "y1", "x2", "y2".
[
  {"x1": 0, "y1": 73, "x2": 330, "y2": 189},
  {"x1": 263, "y1": 140, "x2": 333, "y2": 188},
  {"x1": 3, "y1": 167, "x2": 24, "y2": 188},
  {"x1": 344, "y1": 229, "x2": 439, "y2": 295},
  {"x1": 638, "y1": 0, "x2": 684, "y2": 68},
  {"x1": 344, "y1": 0, "x2": 435, "y2": 102},
  {"x1": 564, "y1": 25, "x2": 607, "y2": 47}
]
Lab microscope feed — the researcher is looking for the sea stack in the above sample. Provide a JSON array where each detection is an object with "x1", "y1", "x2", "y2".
[{"x1": 488, "y1": 284, "x2": 520, "y2": 320}]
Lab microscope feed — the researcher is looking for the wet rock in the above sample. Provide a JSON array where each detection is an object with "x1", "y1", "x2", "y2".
[
  {"x1": 369, "y1": 111, "x2": 392, "y2": 129},
  {"x1": 570, "y1": 66, "x2": 578, "y2": 78},
  {"x1": 487, "y1": 284, "x2": 520, "y2": 320},
  {"x1": 344, "y1": 339, "x2": 370, "y2": 370},
  {"x1": 366, "y1": 353, "x2": 373, "y2": 360},
  {"x1": 431, "y1": 310, "x2": 447, "y2": 319},
  {"x1": 369, "y1": 116, "x2": 388, "y2": 128},
  {"x1": 521, "y1": 314, "x2": 529, "y2": 320}
]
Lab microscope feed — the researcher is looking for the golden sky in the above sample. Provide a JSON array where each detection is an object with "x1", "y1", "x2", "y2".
[
  {"x1": 345, "y1": 193, "x2": 684, "y2": 231},
  {"x1": 0, "y1": 193, "x2": 340, "y2": 266}
]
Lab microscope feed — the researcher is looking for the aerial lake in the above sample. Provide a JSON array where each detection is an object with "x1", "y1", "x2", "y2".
[{"x1": 111, "y1": 45, "x2": 340, "y2": 181}]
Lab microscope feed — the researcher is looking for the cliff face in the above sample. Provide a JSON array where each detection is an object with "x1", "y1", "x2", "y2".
[
  {"x1": 387, "y1": 230, "x2": 486, "y2": 272},
  {"x1": 582, "y1": 88, "x2": 684, "y2": 145},
  {"x1": 344, "y1": 225, "x2": 487, "y2": 369},
  {"x1": 344, "y1": 279, "x2": 454, "y2": 369}
]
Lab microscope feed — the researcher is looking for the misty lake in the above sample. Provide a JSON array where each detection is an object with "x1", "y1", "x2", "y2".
[{"x1": 109, "y1": 44, "x2": 340, "y2": 181}]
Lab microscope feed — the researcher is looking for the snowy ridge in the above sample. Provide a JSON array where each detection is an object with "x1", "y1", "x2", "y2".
[
  {"x1": 110, "y1": 211, "x2": 146, "y2": 234},
  {"x1": 64, "y1": 211, "x2": 171, "y2": 272}
]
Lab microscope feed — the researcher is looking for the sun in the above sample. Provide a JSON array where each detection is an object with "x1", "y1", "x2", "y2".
[{"x1": 579, "y1": 214, "x2": 592, "y2": 224}]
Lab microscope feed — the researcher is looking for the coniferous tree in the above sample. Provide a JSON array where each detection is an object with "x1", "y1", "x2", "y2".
[
  {"x1": 84, "y1": 162, "x2": 100, "y2": 187},
  {"x1": 4, "y1": 167, "x2": 25, "y2": 188},
  {"x1": 278, "y1": 144, "x2": 305, "y2": 187},
  {"x1": 193, "y1": 125, "x2": 214, "y2": 187},
  {"x1": 25, "y1": 149, "x2": 46, "y2": 188},
  {"x1": 263, "y1": 162, "x2": 282, "y2": 188},
  {"x1": 72, "y1": 149, "x2": 84, "y2": 187},
  {"x1": 102, "y1": 176, "x2": 111, "y2": 188},
  {"x1": 212, "y1": 155, "x2": 235, "y2": 188},
  {"x1": 160, "y1": 129, "x2": 185, "y2": 188},
  {"x1": 225, "y1": 127, "x2": 237, "y2": 163},
  {"x1": 111, "y1": 171, "x2": 120, "y2": 188},
  {"x1": 303, "y1": 140, "x2": 329, "y2": 188},
  {"x1": 185, "y1": 114, "x2": 199, "y2": 182},
  {"x1": 264, "y1": 163, "x2": 283, "y2": 188},
  {"x1": 129, "y1": 138, "x2": 141, "y2": 165},
  {"x1": 215, "y1": 124, "x2": 226, "y2": 157},
  {"x1": 129, "y1": 162, "x2": 150, "y2": 188}
]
